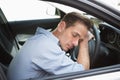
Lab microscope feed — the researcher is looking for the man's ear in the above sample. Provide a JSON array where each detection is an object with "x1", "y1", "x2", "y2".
[{"x1": 58, "y1": 21, "x2": 66, "y2": 32}]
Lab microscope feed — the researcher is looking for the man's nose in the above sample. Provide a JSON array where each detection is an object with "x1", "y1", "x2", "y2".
[{"x1": 72, "y1": 39, "x2": 79, "y2": 46}]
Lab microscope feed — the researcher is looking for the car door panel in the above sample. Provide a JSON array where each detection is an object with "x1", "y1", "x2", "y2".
[
  {"x1": 9, "y1": 18, "x2": 60, "y2": 47},
  {"x1": 9, "y1": 18, "x2": 60, "y2": 34}
]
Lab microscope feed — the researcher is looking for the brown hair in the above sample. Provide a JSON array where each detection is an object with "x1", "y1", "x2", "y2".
[{"x1": 61, "y1": 12, "x2": 93, "y2": 30}]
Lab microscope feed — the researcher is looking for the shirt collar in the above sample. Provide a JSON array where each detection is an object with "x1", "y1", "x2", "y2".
[{"x1": 35, "y1": 27, "x2": 59, "y2": 44}]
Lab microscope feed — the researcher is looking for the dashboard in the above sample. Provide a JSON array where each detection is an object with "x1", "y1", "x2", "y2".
[
  {"x1": 106, "y1": 29, "x2": 120, "y2": 48},
  {"x1": 99, "y1": 23, "x2": 120, "y2": 52}
]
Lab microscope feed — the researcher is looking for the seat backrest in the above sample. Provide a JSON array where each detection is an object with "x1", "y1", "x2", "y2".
[
  {"x1": 0, "y1": 8, "x2": 13, "y2": 66},
  {"x1": 0, "y1": 63, "x2": 7, "y2": 80}
]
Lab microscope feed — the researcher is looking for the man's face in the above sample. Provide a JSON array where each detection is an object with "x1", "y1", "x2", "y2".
[{"x1": 59, "y1": 21, "x2": 88, "y2": 52}]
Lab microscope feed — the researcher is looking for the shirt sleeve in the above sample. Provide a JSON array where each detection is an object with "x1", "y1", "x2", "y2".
[{"x1": 32, "y1": 39, "x2": 84, "y2": 75}]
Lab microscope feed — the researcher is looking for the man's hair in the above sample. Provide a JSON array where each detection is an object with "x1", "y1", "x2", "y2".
[{"x1": 61, "y1": 12, "x2": 93, "y2": 30}]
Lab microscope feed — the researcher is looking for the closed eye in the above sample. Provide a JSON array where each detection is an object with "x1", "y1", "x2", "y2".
[{"x1": 72, "y1": 32, "x2": 80, "y2": 38}]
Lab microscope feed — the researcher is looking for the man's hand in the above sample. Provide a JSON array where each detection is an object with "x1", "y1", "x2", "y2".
[
  {"x1": 88, "y1": 31, "x2": 94, "y2": 41},
  {"x1": 77, "y1": 31, "x2": 93, "y2": 70}
]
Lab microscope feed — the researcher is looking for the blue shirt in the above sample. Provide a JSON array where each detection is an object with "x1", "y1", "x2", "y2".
[{"x1": 7, "y1": 27, "x2": 84, "y2": 80}]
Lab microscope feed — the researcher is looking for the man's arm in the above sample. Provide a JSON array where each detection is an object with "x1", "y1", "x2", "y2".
[{"x1": 77, "y1": 31, "x2": 93, "y2": 70}]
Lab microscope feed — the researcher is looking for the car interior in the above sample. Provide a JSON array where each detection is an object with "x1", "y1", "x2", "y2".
[{"x1": 0, "y1": 0, "x2": 120, "y2": 80}]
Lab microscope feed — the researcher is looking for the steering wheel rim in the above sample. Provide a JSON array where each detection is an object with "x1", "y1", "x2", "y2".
[{"x1": 70, "y1": 25, "x2": 101, "y2": 68}]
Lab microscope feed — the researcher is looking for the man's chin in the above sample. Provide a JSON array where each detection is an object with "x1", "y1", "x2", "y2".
[
  {"x1": 64, "y1": 48, "x2": 69, "y2": 52},
  {"x1": 62, "y1": 47, "x2": 71, "y2": 52}
]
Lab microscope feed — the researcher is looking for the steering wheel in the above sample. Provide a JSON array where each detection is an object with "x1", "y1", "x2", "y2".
[{"x1": 70, "y1": 25, "x2": 101, "y2": 68}]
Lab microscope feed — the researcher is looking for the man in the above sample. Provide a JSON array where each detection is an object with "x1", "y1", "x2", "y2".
[{"x1": 7, "y1": 12, "x2": 93, "y2": 80}]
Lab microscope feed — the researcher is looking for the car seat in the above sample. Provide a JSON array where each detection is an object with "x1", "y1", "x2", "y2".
[{"x1": 0, "y1": 63, "x2": 7, "y2": 80}]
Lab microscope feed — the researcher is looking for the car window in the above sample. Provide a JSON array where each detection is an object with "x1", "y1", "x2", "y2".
[
  {"x1": 0, "y1": 0, "x2": 120, "y2": 79},
  {"x1": 0, "y1": 0, "x2": 60, "y2": 21}
]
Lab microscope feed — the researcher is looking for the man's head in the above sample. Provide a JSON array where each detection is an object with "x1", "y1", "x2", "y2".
[{"x1": 52, "y1": 12, "x2": 93, "y2": 52}]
